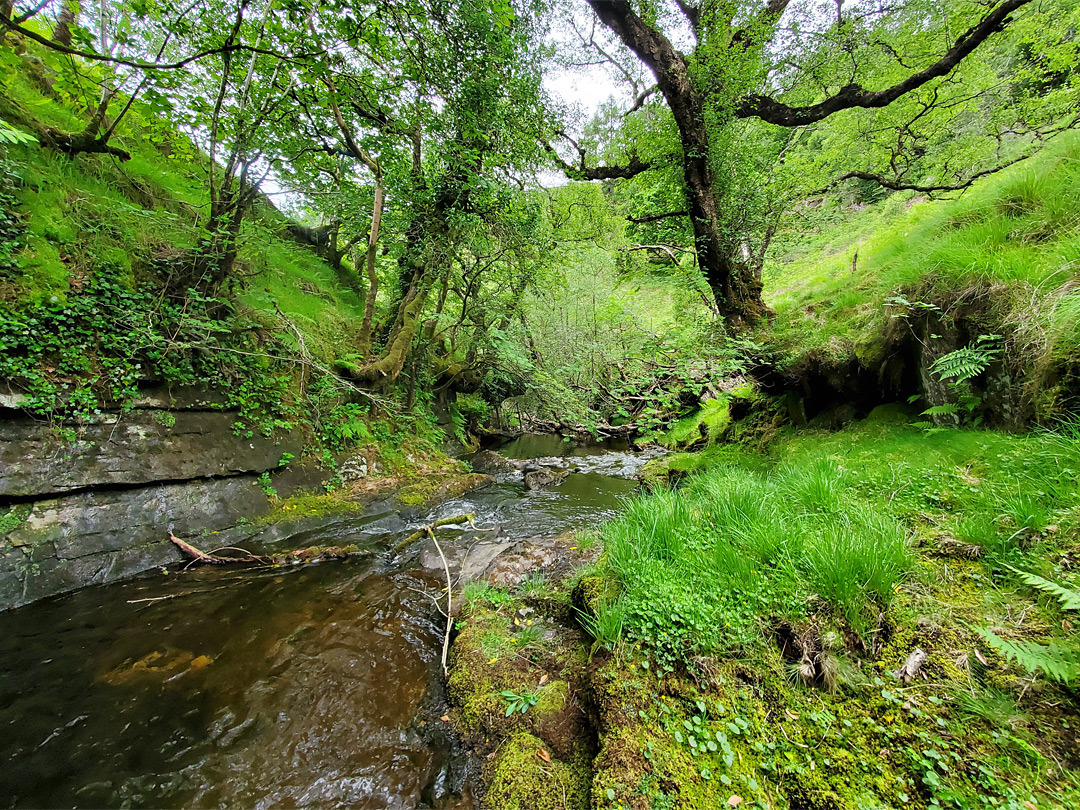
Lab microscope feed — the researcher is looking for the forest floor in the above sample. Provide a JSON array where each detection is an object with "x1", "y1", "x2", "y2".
[{"x1": 446, "y1": 408, "x2": 1080, "y2": 810}]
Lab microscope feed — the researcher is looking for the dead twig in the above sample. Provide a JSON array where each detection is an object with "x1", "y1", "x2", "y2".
[{"x1": 391, "y1": 514, "x2": 474, "y2": 552}]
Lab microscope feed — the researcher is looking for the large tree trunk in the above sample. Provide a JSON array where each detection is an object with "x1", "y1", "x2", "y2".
[
  {"x1": 586, "y1": 0, "x2": 767, "y2": 329},
  {"x1": 680, "y1": 123, "x2": 766, "y2": 329}
]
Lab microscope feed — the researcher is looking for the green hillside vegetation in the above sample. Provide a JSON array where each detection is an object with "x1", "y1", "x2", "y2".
[
  {"x1": 764, "y1": 135, "x2": 1080, "y2": 410},
  {"x1": 2, "y1": 0, "x2": 1080, "y2": 808}
]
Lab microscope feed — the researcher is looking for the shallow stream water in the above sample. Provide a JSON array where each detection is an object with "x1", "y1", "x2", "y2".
[{"x1": 0, "y1": 436, "x2": 656, "y2": 809}]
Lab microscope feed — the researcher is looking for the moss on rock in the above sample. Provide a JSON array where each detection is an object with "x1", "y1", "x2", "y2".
[
  {"x1": 483, "y1": 731, "x2": 591, "y2": 810},
  {"x1": 395, "y1": 472, "x2": 492, "y2": 508}
]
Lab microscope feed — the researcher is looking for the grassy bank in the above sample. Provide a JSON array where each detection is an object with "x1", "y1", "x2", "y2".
[
  {"x1": 448, "y1": 411, "x2": 1080, "y2": 809},
  {"x1": 761, "y1": 134, "x2": 1080, "y2": 417}
]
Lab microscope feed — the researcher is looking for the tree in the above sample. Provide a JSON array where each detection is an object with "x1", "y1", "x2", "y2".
[{"x1": 555, "y1": 0, "x2": 1058, "y2": 328}]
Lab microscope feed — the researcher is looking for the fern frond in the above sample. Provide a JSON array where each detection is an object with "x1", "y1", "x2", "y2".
[
  {"x1": 976, "y1": 628, "x2": 1080, "y2": 683},
  {"x1": 1006, "y1": 566, "x2": 1080, "y2": 611},
  {"x1": 922, "y1": 404, "x2": 959, "y2": 416},
  {"x1": 930, "y1": 340, "x2": 1001, "y2": 383}
]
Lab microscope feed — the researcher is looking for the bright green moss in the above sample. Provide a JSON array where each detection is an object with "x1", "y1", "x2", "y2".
[{"x1": 483, "y1": 731, "x2": 591, "y2": 810}]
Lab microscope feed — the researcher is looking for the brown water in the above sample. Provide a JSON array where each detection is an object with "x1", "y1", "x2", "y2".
[{"x1": 0, "y1": 437, "x2": 657, "y2": 809}]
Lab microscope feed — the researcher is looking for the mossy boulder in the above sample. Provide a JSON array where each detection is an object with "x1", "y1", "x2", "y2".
[
  {"x1": 570, "y1": 573, "x2": 618, "y2": 620},
  {"x1": 395, "y1": 472, "x2": 492, "y2": 508},
  {"x1": 482, "y1": 731, "x2": 591, "y2": 810}
]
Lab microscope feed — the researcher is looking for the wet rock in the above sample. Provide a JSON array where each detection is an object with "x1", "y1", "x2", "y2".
[
  {"x1": 1, "y1": 475, "x2": 273, "y2": 611},
  {"x1": 523, "y1": 468, "x2": 569, "y2": 491},
  {"x1": 483, "y1": 537, "x2": 561, "y2": 587},
  {"x1": 469, "y1": 450, "x2": 517, "y2": 475},
  {"x1": 0, "y1": 410, "x2": 298, "y2": 499}
]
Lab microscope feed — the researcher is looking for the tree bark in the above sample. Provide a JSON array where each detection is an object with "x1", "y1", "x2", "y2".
[
  {"x1": 355, "y1": 178, "x2": 384, "y2": 358},
  {"x1": 586, "y1": 0, "x2": 766, "y2": 328},
  {"x1": 52, "y1": 0, "x2": 79, "y2": 47}
]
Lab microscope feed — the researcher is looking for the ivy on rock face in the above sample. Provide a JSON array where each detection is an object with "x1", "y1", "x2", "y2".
[{"x1": 0, "y1": 264, "x2": 292, "y2": 432}]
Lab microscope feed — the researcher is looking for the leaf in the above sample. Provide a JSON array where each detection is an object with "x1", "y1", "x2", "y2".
[
  {"x1": 976, "y1": 627, "x2": 1080, "y2": 683},
  {"x1": 537, "y1": 748, "x2": 551, "y2": 763},
  {"x1": 505, "y1": 702, "x2": 516, "y2": 717},
  {"x1": 605, "y1": 788, "x2": 616, "y2": 801},
  {"x1": 727, "y1": 793, "x2": 743, "y2": 806}
]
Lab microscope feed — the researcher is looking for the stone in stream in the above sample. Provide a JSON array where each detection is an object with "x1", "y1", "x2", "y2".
[
  {"x1": 468, "y1": 449, "x2": 519, "y2": 474},
  {"x1": 523, "y1": 468, "x2": 569, "y2": 490}
]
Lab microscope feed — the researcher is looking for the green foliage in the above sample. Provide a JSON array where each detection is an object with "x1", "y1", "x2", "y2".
[
  {"x1": 976, "y1": 629, "x2": 1080, "y2": 684},
  {"x1": 766, "y1": 135, "x2": 1080, "y2": 407},
  {"x1": 464, "y1": 580, "x2": 516, "y2": 611},
  {"x1": 256, "y1": 472, "x2": 278, "y2": 500},
  {"x1": 930, "y1": 336, "x2": 1003, "y2": 383},
  {"x1": 0, "y1": 122, "x2": 36, "y2": 146},
  {"x1": 1009, "y1": 567, "x2": 1080, "y2": 611},
  {"x1": 977, "y1": 565, "x2": 1080, "y2": 684},
  {"x1": 500, "y1": 688, "x2": 539, "y2": 716}
]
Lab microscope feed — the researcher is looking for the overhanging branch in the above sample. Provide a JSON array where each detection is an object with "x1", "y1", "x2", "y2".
[
  {"x1": 817, "y1": 153, "x2": 1035, "y2": 195},
  {"x1": 736, "y1": 0, "x2": 1033, "y2": 126},
  {"x1": 543, "y1": 136, "x2": 654, "y2": 181},
  {"x1": 627, "y1": 209, "x2": 688, "y2": 223},
  {"x1": 0, "y1": 16, "x2": 305, "y2": 71}
]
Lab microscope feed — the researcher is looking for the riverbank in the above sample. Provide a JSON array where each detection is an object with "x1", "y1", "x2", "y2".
[{"x1": 447, "y1": 409, "x2": 1080, "y2": 809}]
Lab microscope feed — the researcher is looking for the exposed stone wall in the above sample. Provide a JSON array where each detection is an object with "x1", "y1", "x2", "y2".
[{"x1": 0, "y1": 390, "x2": 301, "y2": 611}]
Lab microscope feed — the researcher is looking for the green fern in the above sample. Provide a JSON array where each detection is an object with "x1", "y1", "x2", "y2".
[
  {"x1": 975, "y1": 568, "x2": 1080, "y2": 683},
  {"x1": 975, "y1": 628, "x2": 1080, "y2": 684},
  {"x1": 930, "y1": 335, "x2": 1002, "y2": 383},
  {"x1": 921, "y1": 403, "x2": 959, "y2": 417},
  {"x1": 1006, "y1": 566, "x2": 1080, "y2": 611}
]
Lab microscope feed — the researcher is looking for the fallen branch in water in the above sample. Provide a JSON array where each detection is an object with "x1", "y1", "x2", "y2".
[
  {"x1": 170, "y1": 533, "x2": 270, "y2": 566},
  {"x1": 426, "y1": 524, "x2": 454, "y2": 678},
  {"x1": 169, "y1": 533, "x2": 373, "y2": 568},
  {"x1": 391, "y1": 514, "x2": 475, "y2": 553}
]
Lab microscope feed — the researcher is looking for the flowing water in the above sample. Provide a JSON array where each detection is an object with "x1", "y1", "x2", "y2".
[{"x1": 0, "y1": 436, "x2": 658, "y2": 809}]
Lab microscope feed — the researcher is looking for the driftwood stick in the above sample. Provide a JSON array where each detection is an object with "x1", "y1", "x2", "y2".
[
  {"x1": 426, "y1": 525, "x2": 454, "y2": 678},
  {"x1": 169, "y1": 533, "x2": 268, "y2": 565},
  {"x1": 391, "y1": 513, "x2": 475, "y2": 553}
]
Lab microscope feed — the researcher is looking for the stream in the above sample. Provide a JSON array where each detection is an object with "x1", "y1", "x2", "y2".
[{"x1": 0, "y1": 435, "x2": 656, "y2": 809}]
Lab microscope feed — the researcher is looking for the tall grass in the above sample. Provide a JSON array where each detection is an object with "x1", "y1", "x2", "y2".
[
  {"x1": 766, "y1": 133, "x2": 1080, "y2": 371},
  {"x1": 596, "y1": 456, "x2": 913, "y2": 666},
  {"x1": 594, "y1": 415, "x2": 1080, "y2": 669}
]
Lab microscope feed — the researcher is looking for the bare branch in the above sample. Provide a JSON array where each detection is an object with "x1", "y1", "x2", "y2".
[
  {"x1": 543, "y1": 135, "x2": 655, "y2": 181},
  {"x1": 818, "y1": 153, "x2": 1035, "y2": 195},
  {"x1": 0, "y1": 15, "x2": 305, "y2": 71},
  {"x1": 626, "y1": 84, "x2": 657, "y2": 114}
]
